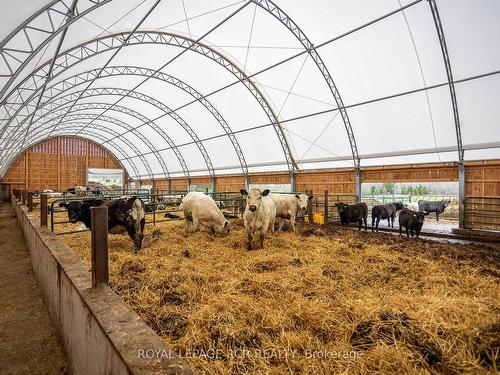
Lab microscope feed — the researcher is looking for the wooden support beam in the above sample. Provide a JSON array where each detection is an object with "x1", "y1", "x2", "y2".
[
  {"x1": 91, "y1": 206, "x2": 109, "y2": 287},
  {"x1": 40, "y1": 194, "x2": 48, "y2": 227}
]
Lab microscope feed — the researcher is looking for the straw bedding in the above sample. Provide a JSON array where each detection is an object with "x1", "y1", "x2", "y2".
[{"x1": 59, "y1": 217, "x2": 499, "y2": 374}]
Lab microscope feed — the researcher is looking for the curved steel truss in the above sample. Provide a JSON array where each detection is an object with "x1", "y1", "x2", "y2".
[
  {"x1": 428, "y1": 0, "x2": 463, "y2": 162},
  {"x1": 251, "y1": 0, "x2": 360, "y2": 168},
  {"x1": 0, "y1": 31, "x2": 296, "y2": 175}
]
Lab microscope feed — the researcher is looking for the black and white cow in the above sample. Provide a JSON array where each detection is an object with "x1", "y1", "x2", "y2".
[
  {"x1": 417, "y1": 200, "x2": 451, "y2": 221},
  {"x1": 59, "y1": 196, "x2": 146, "y2": 253}
]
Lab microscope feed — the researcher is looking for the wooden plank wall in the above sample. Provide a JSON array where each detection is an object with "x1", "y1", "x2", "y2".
[
  {"x1": 362, "y1": 163, "x2": 458, "y2": 183},
  {"x1": 296, "y1": 169, "x2": 356, "y2": 195},
  {"x1": 215, "y1": 175, "x2": 245, "y2": 192},
  {"x1": 2, "y1": 136, "x2": 124, "y2": 191},
  {"x1": 465, "y1": 160, "x2": 500, "y2": 196}
]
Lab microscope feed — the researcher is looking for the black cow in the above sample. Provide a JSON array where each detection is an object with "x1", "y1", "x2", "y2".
[
  {"x1": 399, "y1": 208, "x2": 429, "y2": 238},
  {"x1": 418, "y1": 200, "x2": 451, "y2": 221},
  {"x1": 371, "y1": 202, "x2": 405, "y2": 232},
  {"x1": 335, "y1": 202, "x2": 368, "y2": 231},
  {"x1": 59, "y1": 196, "x2": 146, "y2": 253}
]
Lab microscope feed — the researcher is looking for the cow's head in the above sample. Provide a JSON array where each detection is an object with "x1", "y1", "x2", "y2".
[
  {"x1": 59, "y1": 200, "x2": 89, "y2": 223},
  {"x1": 216, "y1": 220, "x2": 231, "y2": 235},
  {"x1": 413, "y1": 211, "x2": 430, "y2": 224},
  {"x1": 335, "y1": 202, "x2": 348, "y2": 214},
  {"x1": 394, "y1": 202, "x2": 405, "y2": 211},
  {"x1": 240, "y1": 188, "x2": 270, "y2": 212},
  {"x1": 442, "y1": 200, "x2": 451, "y2": 208},
  {"x1": 295, "y1": 193, "x2": 313, "y2": 210}
]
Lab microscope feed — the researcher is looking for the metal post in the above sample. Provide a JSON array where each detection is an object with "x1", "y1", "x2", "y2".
[
  {"x1": 211, "y1": 176, "x2": 216, "y2": 193},
  {"x1": 168, "y1": 179, "x2": 172, "y2": 193},
  {"x1": 244, "y1": 174, "x2": 250, "y2": 190},
  {"x1": 290, "y1": 171, "x2": 296, "y2": 193},
  {"x1": 40, "y1": 194, "x2": 48, "y2": 227},
  {"x1": 27, "y1": 192, "x2": 33, "y2": 212},
  {"x1": 324, "y1": 190, "x2": 328, "y2": 224},
  {"x1": 458, "y1": 163, "x2": 465, "y2": 229},
  {"x1": 91, "y1": 206, "x2": 109, "y2": 287},
  {"x1": 355, "y1": 167, "x2": 362, "y2": 203}
]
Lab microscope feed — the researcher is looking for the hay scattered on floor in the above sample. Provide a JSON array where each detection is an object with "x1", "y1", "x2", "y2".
[{"x1": 60, "y1": 218, "x2": 500, "y2": 374}]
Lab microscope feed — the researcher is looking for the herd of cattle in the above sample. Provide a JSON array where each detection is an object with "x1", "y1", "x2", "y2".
[{"x1": 56, "y1": 188, "x2": 451, "y2": 252}]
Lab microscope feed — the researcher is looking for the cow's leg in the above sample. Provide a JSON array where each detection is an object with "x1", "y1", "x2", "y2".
[
  {"x1": 259, "y1": 233, "x2": 265, "y2": 249},
  {"x1": 290, "y1": 217, "x2": 296, "y2": 232},
  {"x1": 270, "y1": 218, "x2": 276, "y2": 234},
  {"x1": 247, "y1": 230, "x2": 253, "y2": 251},
  {"x1": 399, "y1": 224, "x2": 402, "y2": 236},
  {"x1": 187, "y1": 217, "x2": 199, "y2": 233},
  {"x1": 364, "y1": 217, "x2": 368, "y2": 231},
  {"x1": 358, "y1": 220, "x2": 362, "y2": 231},
  {"x1": 376, "y1": 217, "x2": 380, "y2": 232},
  {"x1": 126, "y1": 225, "x2": 139, "y2": 253},
  {"x1": 406, "y1": 227, "x2": 410, "y2": 238},
  {"x1": 277, "y1": 218, "x2": 284, "y2": 232},
  {"x1": 436, "y1": 212, "x2": 439, "y2": 221}
]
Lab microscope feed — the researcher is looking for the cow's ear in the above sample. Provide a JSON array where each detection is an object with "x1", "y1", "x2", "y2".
[
  {"x1": 295, "y1": 194, "x2": 300, "y2": 199},
  {"x1": 262, "y1": 189, "x2": 270, "y2": 196},
  {"x1": 308, "y1": 195, "x2": 313, "y2": 200},
  {"x1": 224, "y1": 221, "x2": 229, "y2": 228},
  {"x1": 59, "y1": 202, "x2": 67, "y2": 208},
  {"x1": 240, "y1": 189, "x2": 248, "y2": 197}
]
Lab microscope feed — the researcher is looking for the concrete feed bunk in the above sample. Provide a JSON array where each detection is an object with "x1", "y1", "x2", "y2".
[{"x1": 59, "y1": 217, "x2": 500, "y2": 374}]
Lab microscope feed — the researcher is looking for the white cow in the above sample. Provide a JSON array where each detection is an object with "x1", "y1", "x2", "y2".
[
  {"x1": 179, "y1": 192, "x2": 230, "y2": 235},
  {"x1": 240, "y1": 189, "x2": 276, "y2": 250},
  {"x1": 269, "y1": 192, "x2": 313, "y2": 231}
]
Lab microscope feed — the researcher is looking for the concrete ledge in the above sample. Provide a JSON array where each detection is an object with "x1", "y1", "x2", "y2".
[{"x1": 11, "y1": 196, "x2": 195, "y2": 375}]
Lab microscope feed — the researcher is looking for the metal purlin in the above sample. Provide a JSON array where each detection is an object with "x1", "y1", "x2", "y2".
[
  {"x1": 24, "y1": 104, "x2": 173, "y2": 180},
  {"x1": 0, "y1": 31, "x2": 296, "y2": 173},
  {"x1": 25, "y1": 115, "x2": 156, "y2": 181},
  {"x1": 428, "y1": 0, "x2": 464, "y2": 162}
]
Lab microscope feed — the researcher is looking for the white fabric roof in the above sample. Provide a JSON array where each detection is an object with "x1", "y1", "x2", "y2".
[{"x1": 0, "y1": 0, "x2": 499, "y2": 181}]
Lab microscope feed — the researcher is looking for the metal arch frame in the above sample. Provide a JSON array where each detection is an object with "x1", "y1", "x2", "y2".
[
  {"x1": 428, "y1": 0, "x2": 463, "y2": 162},
  {"x1": 25, "y1": 118, "x2": 154, "y2": 181},
  {"x1": 251, "y1": 0, "x2": 360, "y2": 169},
  {"x1": 22, "y1": 103, "x2": 172, "y2": 180},
  {"x1": 21, "y1": 125, "x2": 144, "y2": 178},
  {"x1": 0, "y1": 31, "x2": 296, "y2": 172},
  {"x1": 0, "y1": 0, "x2": 110, "y2": 99},
  {"x1": 44, "y1": 66, "x2": 249, "y2": 176},
  {"x1": 0, "y1": 69, "x2": 248, "y2": 181},
  {"x1": 13, "y1": 88, "x2": 194, "y2": 179}
]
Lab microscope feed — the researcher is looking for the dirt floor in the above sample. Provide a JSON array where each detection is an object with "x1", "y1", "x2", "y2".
[
  {"x1": 0, "y1": 202, "x2": 67, "y2": 375},
  {"x1": 56, "y1": 214, "x2": 500, "y2": 375}
]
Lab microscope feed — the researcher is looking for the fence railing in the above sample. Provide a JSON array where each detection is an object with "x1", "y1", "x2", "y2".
[{"x1": 464, "y1": 196, "x2": 500, "y2": 231}]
